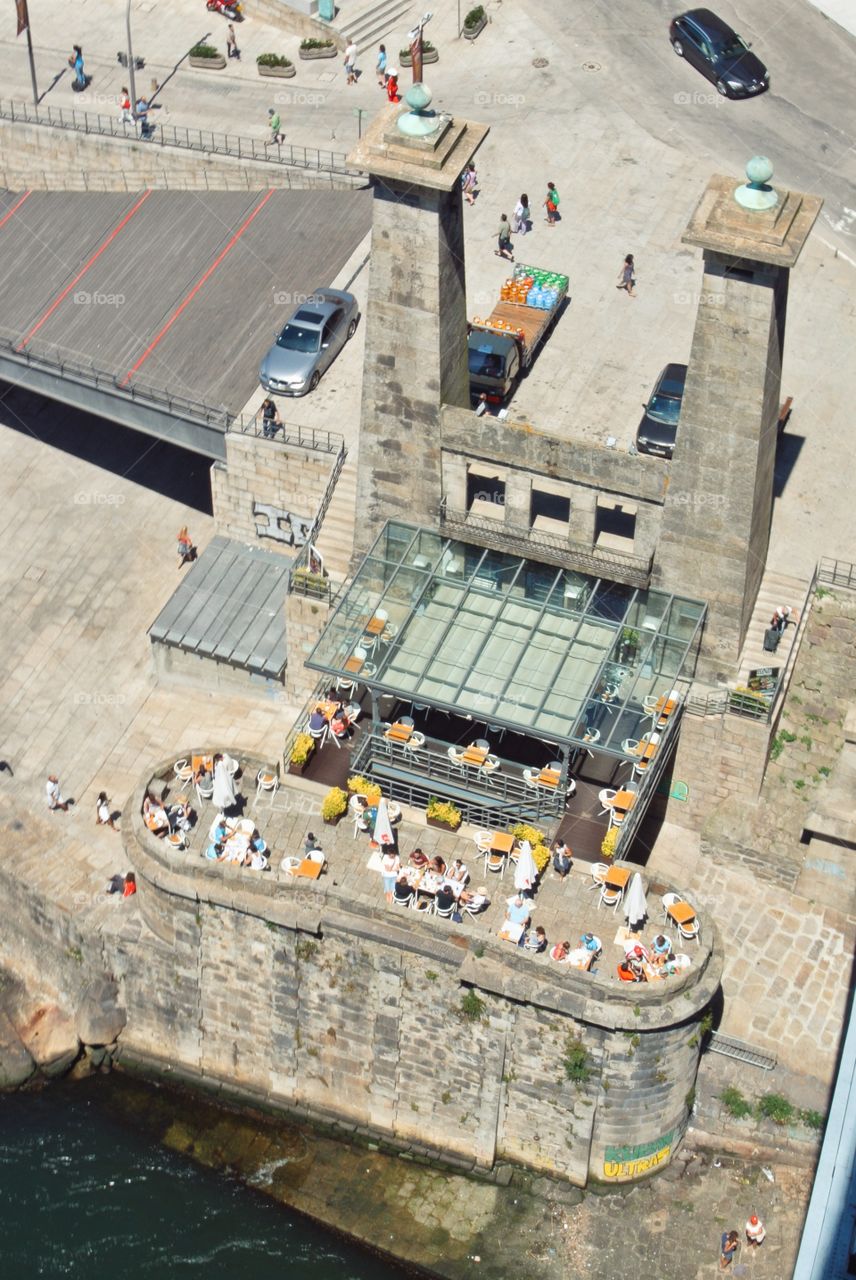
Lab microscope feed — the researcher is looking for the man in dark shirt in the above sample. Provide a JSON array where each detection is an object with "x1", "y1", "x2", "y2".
[{"x1": 435, "y1": 885, "x2": 455, "y2": 914}]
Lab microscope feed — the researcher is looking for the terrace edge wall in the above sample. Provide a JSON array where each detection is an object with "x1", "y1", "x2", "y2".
[{"x1": 117, "y1": 755, "x2": 723, "y2": 1186}]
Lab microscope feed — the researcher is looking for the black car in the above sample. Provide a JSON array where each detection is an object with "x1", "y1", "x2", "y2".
[
  {"x1": 636, "y1": 364, "x2": 688, "y2": 458},
  {"x1": 669, "y1": 9, "x2": 769, "y2": 98}
]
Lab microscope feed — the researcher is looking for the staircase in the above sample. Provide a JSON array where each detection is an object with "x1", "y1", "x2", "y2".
[
  {"x1": 333, "y1": 0, "x2": 416, "y2": 51},
  {"x1": 736, "y1": 567, "x2": 812, "y2": 687},
  {"x1": 314, "y1": 453, "x2": 358, "y2": 584}
]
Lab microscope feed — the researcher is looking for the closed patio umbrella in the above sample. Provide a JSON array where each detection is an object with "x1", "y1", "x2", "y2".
[
  {"x1": 372, "y1": 796, "x2": 395, "y2": 847},
  {"x1": 514, "y1": 840, "x2": 537, "y2": 894},
  {"x1": 624, "y1": 872, "x2": 648, "y2": 929}
]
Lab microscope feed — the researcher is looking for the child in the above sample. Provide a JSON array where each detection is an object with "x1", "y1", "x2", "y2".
[{"x1": 96, "y1": 791, "x2": 117, "y2": 830}]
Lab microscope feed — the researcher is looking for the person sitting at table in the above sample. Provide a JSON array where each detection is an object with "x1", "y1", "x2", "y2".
[
  {"x1": 550, "y1": 940, "x2": 571, "y2": 962},
  {"x1": 308, "y1": 707, "x2": 327, "y2": 732},
  {"x1": 626, "y1": 942, "x2": 650, "y2": 965},
  {"x1": 525, "y1": 926, "x2": 548, "y2": 954},
  {"x1": 650, "y1": 934, "x2": 673, "y2": 965},
  {"x1": 581, "y1": 932, "x2": 601, "y2": 955},
  {"x1": 304, "y1": 831, "x2": 323, "y2": 856},
  {"x1": 330, "y1": 706, "x2": 353, "y2": 740},
  {"x1": 627, "y1": 952, "x2": 648, "y2": 981},
  {"x1": 446, "y1": 859, "x2": 468, "y2": 885},
  {"x1": 435, "y1": 884, "x2": 456, "y2": 914},
  {"x1": 505, "y1": 895, "x2": 531, "y2": 928},
  {"x1": 243, "y1": 846, "x2": 270, "y2": 871},
  {"x1": 430, "y1": 854, "x2": 446, "y2": 876},
  {"x1": 409, "y1": 847, "x2": 429, "y2": 868},
  {"x1": 143, "y1": 794, "x2": 169, "y2": 836},
  {"x1": 459, "y1": 884, "x2": 490, "y2": 912},
  {"x1": 394, "y1": 874, "x2": 413, "y2": 905},
  {"x1": 552, "y1": 840, "x2": 572, "y2": 880},
  {"x1": 204, "y1": 841, "x2": 225, "y2": 861},
  {"x1": 167, "y1": 797, "x2": 193, "y2": 833},
  {"x1": 617, "y1": 958, "x2": 644, "y2": 982}
]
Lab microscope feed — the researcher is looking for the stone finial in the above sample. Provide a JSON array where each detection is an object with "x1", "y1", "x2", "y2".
[
  {"x1": 734, "y1": 156, "x2": 778, "y2": 211},
  {"x1": 396, "y1": 81, "x2": 441, "y2": 138}
]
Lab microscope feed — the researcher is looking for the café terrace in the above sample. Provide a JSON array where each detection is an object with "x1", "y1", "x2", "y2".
[{"x1": 303, "y1": 522, "x2": 706, "y2": 854}]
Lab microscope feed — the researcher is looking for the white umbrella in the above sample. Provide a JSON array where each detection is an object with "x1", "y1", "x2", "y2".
[
  {"x1": 514, "y1": 840, "x2": 538, "y2": 894},
  {"x1": 212, "y1": 757, "x2": 236, "y2": 810},
  {"x1": 372, "y1": 796, "x2": 395, "y2": 847},
  {"x1": 624, "y1": 872, "x2": 648, "y2": 929}
]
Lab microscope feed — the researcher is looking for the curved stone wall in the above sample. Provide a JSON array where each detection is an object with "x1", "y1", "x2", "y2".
[{"x1": 124, "y1": 754, "x2": 724, "y2": 1185}]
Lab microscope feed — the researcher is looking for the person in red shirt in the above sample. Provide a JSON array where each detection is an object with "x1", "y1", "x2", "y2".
[
  {"x1": 120, "y1": 87, "x2": 132, "y2": 124},
  {"x1": 386, "y1": 69, "x2": 399, "y2": 102}
]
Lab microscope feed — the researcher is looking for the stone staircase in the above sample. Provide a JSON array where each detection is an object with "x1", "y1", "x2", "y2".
[
  {"x1": 736, "y1": 566, "x2": 812, "y2": 687},
  {"x1": 333, "y1": 0, "x2": 416, "y2": 51},
  {"x1": 314, "y1": 453, "x2": 358, "y2": 584}
]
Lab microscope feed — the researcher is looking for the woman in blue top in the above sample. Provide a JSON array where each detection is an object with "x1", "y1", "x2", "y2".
[
  {"x1": 376, "y1": 44, "x2": 388, "y2": 87},
  {"x1": 71, "y1": 46, "x2": 86, "y2": 90}
]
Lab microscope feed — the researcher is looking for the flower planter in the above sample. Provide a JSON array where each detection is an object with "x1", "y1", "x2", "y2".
[
  {"x1": 322, "y1": 813, "x2": 345, "y2": 826},
  {"x1": 289, "y1": 761, "x2": 309, "y2": 776},
  {"x1": 190, "y1": 54, "x2": 227, "y2": 69},
  {"x1": 258, "y1": 63, "x2": 296, "y2": 78},
  {"x1": 399, "y1": 49, "x2": 439, "y2": 66},
  {"x1": 426, "y1": 816, "x2": 460, "y2": 833},
  {"x1": 463, "y1": 15, "x2": 487, "y2": 40},
  {"x1": 299, "y1": 45, "x2": 338, "y2": 60}
]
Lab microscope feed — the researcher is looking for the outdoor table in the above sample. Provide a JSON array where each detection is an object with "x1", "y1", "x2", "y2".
[
  {"x1": 603, "y1": 864, "x2": 632, "y2": 891},
  {"x1": 385, "y1": 722, "x2": 413, "y2": 743},
  {"x1": 565, "y1": 948, "x2": 593, "y2": 970},
  {"x1": 498, "y1": 921, "x2": 525, "y2": 944},
  {"x1": 462, "y1": 746, "x2": 489, "y2": 765},
  {"x1": 344, "y1": 655, "x2": 364, "y2": 674},
  {"x1": 666, "y1": 900, "x2": 697, "y2": 927},
  {"x1": 418, "y1": 871, "x2": 442, "y2": 896},
  {"x1": 634, "y1": 740, "x2": 658, "y2": 761},
  {"x1": 191, "y1": 754, "x2": 214, "y2": 774},
  {"x1": 314, "y1": 699, "x2": 340, "y2": 721},
  {"x1": 293, "y1": 857, "x2": 323, "y2": 880},
  {"x1": 490, "y1": 832, "x2": 515, "y2": 854},
  {"x1": 364, "y1": 616, "x2": 386, "y2": 636},
  {"x1": 537, "y1": 768, "x2": 560, "y2": 788},
  {"x1": 610, "y1": 789, "x2": 637, "y2": 813}
]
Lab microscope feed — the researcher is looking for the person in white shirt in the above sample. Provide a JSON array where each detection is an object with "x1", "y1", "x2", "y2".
[
  {"x1": 96, "y1": 791, "x2": 117, "y2": 830},
  {"x1": 344, "y1": 40, "x2": 358, "y2": 85},
  {"x1": 46, "y1": 775, "x2": 68, "y2": 812}
]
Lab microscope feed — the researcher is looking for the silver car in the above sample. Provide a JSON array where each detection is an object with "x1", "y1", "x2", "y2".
[{"x1": 259, "y1": 289, "x2": 360, "y2": 396}]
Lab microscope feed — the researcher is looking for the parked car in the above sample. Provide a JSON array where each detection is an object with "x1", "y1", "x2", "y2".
[
  {"x1": 669, "y1": 9, "x2": 769, "y2": 98},
  {"x1": 259, "y1": 289, "x2": 359, "y2": 396},
  {"x1": 635, "y1": 363, "x2": 688, "y2": 458}
]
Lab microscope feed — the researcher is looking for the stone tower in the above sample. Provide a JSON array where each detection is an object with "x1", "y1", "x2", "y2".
[
  {"x1": 653, "y1": 159, "x2": 821, "y2": 678},
  {"x1": 347, "y1": 90, "x2": 488, "y2": 555}
]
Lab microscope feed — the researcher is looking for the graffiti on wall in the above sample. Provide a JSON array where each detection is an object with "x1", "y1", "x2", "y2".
[
  {"x1": 603, "y1": 1130, "x2": 675, "y2": 1180},
  {"x1": 253, "y1": 502, "x2": 313, "y2": 547}
]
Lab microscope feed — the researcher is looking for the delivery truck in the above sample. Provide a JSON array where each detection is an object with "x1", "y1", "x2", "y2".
[{"x1": 467, "y1": 264, "x2": 568, "y2": 406}]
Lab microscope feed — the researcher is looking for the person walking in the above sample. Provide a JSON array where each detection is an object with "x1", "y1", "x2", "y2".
[
  {"x1": 70, "y1": 45, "x2": 86, "y2": 91},
  {"x1": 46, "y1": 775, "x2": 69, "y2": 812},
  {"x1": 462, "y1": 161, "x2": 479, "y2": 205},
  {"x1": 719, "y1": 1230, "x2": 740, "y2": 1270},
  {"x1": 495, "y1": 214, "x2": 514, "y2": 262},
  {"x1": 386, "y1": 68, "x2": 400, "y2": 102},
  {"x1": 266, "y1": 107, "x2": 284, "y2": 145},
  {"x1": 344, "y1": 38, "x2": 358, "y2": 85},
  {"x1": 119, "y1": 87, "x2": 133, "y2": 125},
  {"x1": 261, "y1": 398, "x2": 281, "y2": 439},
  {"x1": 745, "y1": 1215, "x2": 766, "y2": 1248},
  {"x1": 544, "y1": 180, "x2": 560, "y2": 225},
  {"x1": 177, "y1": 526, "x2": 194, "y2": 568},
  {"x1": 376, "y1": 43, "x2": 388, "y2": 87},
  {"x1": 226, "y1": 23, "x2": 240, "y2": 60},
  {"x1": 96, "y1": 792, "x2": 118, "y2": 831},
  {"x1": 616, "y1": 253, "x2": 637, "y2": 296},
  {"x1": 512, "y1": 193, "x2": 530, "y2": 234}
]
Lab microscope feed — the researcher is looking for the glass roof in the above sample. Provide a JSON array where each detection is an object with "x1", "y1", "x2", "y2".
[{"x1": 305, "y1": 523, "x2": 706, "y2": 752}]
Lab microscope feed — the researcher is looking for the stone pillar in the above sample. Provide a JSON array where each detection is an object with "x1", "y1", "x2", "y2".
[
  {"x1": 348, "y1": 103, "x2": 488, "y2": 555},
  {"x1": 653, "y1": 164, "x2": 821, "y2": 678}
]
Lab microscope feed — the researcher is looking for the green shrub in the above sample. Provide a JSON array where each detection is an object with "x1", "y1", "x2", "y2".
[
  {"x1": 189, "y1": 43, "x2": 220, "y2": 58},
  {"x1": 601, "y1": 826, "x2": 619, "y2": 859},
  {"x1": 459, "y1": 990, "x2": 486, "y2": 1022},
  {"x1": 257, "y1": 53, "x2": 293, "y2": 67},
  {"x1": 720, "y1": 1086, "x2": 752, "y2": 1119},
  {"x1": 320, "y1": 786, "x2": 348, "y2": 821},
  {"x1": 464, "y1": 5, "x2": 485, "y2": 27},
  {"x1": 800, "y1": 1108, "x2": 824, "y2": 1131},
  {"x1": 562, "y1": 1032, "x2": 591, "y2": 1084},
  {"x1": 290, "y1": 733, "x2": 315, "y2": 766},
  {"x1": 399, "y1": 41, "x2": 436, "y2": 56},
  {"x1": 300, "y1": 37, "x2": 335, "y2": 49},
  {"x1": 756, "y1": 1093, "x2": 795, "y2": 1126},
  {"x1": 426, "y1": 797, "x2": 462, "y2": 829}
]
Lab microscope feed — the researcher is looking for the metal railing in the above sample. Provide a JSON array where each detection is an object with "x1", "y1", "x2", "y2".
[
  {"x1": 439, "y1": 503, "x2": 654, "y2": 588},
  {"x1": 237, "y1": 408, "x2": 344, "y2": 456},
  {"x1": 818, "y1": 557, "x2": 856, "y2": 592},
  {"x1": 0, "y1": 98, "x2": 357, "y2": 177}
]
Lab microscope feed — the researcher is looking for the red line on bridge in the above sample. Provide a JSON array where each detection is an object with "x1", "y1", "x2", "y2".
[
  {"x1": 0, "y1": 190, "x2": 32, "y2": 231},
  {"x1": 119, "y1": 189, "x2": 276, "y2": 387},
  {"x1": 16, "y1": 189, "x2": 154, "y2": 351}
]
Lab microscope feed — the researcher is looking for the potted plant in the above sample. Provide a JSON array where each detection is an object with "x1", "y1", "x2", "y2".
[
  {"x1": 290, "y1": 567, "x2": 328, "y2": 597},
  {"x1": 321, "y1": 786, "x2": 348, "y2": 825},
  {"x1": 289, "y1": 733, "x2": 315, "y2": 776},
  {"x1": 299, "y1": 37, "x2": 337, "y2": 60},
  {"x1": 189, "y1": 43, "x2": 227, "y2": 70},
  {"x1": 620, "y1": 627, "x2": 640, "y2": 665},
  {"x1": 601, "y1": 826, "x2": 619, "y2": 859},
  {"x1": 399, "y1": 40, "x2": 439, "y2": 66},
  {"x1": 463, "y1": 6, "x2": 487, "y2": 39},
  {"x1": 347, "y1": 775, "x2": 382, "y2": 806},
  {"x1": 257, "y1": 53, "x2": 296, "y2": 78},
  {"x1": 511, "y1": 823, "x2": 550, "y2": 875},
  {"x1": 426, "y1": 797, "x2": 462, "y2": 832}
]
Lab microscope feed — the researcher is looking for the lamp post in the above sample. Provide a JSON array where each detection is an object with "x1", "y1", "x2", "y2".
[
  {"x1": 15, "y1": 0, "x2": 39, "y2": 106},
  {"x1": 125, "y1": 0, "x2": 137, "y2": 122}
]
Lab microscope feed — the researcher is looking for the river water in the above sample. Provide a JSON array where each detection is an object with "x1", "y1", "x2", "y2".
[{"x1": 0, "y1": 1079, "x2": 407, "y2": 1278}]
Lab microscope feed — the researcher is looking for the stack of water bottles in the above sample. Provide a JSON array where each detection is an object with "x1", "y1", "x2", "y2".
[{"x1": 513, "y1": 264, "x2": 569, "y2": 310}]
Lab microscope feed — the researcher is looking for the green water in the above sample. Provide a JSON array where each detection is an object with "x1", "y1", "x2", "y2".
[{"x1": 0, "y1": 1080, "x2": 408, "y2": 1278}]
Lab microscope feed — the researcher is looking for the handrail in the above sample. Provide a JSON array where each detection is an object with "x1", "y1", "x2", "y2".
[
  {"x1": 237, "y1": 407, "x2": 345, "y2": 456},
  {"x1": 0, "y1": 97, "x2": 358, "y2": 177},
  {"x1": 818, "y1": 556, "x2": 856, "y2": 592}
]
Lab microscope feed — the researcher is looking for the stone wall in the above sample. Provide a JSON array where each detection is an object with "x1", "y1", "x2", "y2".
[
  {"x1": 666, "y1": 706, "x2": 770, "y2": 832},
  {"x1": 211, "y1": 433, "x2": 339, "y2": 553},
  {"x1": 0, "y1": 121, "x2": 361, "y2": 192},
  {"x1": 284, "y1": 590, "x2": 333, "y2": 704},
  {"x1": 117, "y1": 761, "x2": 723, "y2": 1186}
]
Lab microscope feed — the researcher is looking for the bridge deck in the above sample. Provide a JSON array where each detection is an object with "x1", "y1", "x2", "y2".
[{"x1": 0, "y1": 188, "x2": 371, "y2": 418}]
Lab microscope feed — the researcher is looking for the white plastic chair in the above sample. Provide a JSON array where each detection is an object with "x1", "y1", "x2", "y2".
[
  {"x1": 598, "y1": 788, "x2": 617, "y2": 816},
  {"x1": 167, "y1": 831, "x2": 185, "y2": 851},
  {"x1": 479, "y1": 756, "x2": 501, "y2": 786},
  {"x1": 679, "y1": 918, "x2": 700, "y2": 946},
  {"x1": 393, "y1": 890, "x2": 415, "y2": 909},
  {"x1": 473, "y1": 830, "x2": 495, "y2": 852},
  {"x1": 256, "y1": 769, "x2": 279, "y2": 802},
  {"x1": 195, "y1": 779, "x2": 214, "y2": 805},
  {"x1": 434, "y1": 901, "x2": 456, "y2": 919},
  {"x1": 587, "y1": 862, "x2": 609, "y2": 891},
  {"x1": 307, "y1": 723, "x2": 328, "y2": 749},
  {"x1": 523, "y1": 768, "x2": 539, "y2": 789},
  {"x1": 281, "y1": 855, "x2": 301, "y2": 875},
  {"x1": 486, "y1": 852, "x2": 506, "y2": 878},
  {"x1": 661, "y1": 891, "x2": 681, "y2": 922},
  {"x1": 599, "y1": 884, "x2": 622, "y2": 912},
  {"x1": 402, "y1": 731, "x2": 425, "y2": 758},
  {"x1": 621, "y1": 738, "x2": 640, "y2": 755},
  {"x1": 447, "y1": 746, "x2": 467, "y2": 774},
  {"x1": 173, "y1": 759, "x2": 193, "y2": 782}
]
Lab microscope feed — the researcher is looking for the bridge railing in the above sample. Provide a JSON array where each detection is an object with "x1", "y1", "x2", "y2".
[{"x1": 0, "y1": 98, "x2": 358, "y2": 178}]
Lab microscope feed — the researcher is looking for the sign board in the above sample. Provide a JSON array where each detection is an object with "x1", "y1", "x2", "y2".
[{"x1": 747, "y1": 667, "x2": 780, "y2": 700}]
